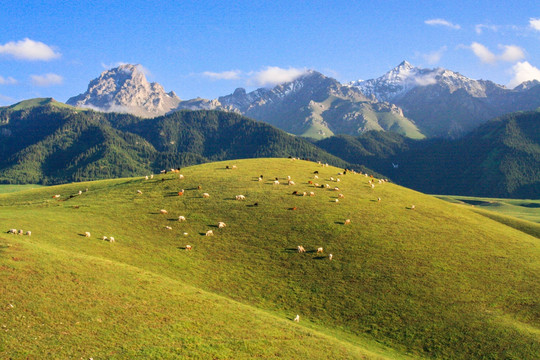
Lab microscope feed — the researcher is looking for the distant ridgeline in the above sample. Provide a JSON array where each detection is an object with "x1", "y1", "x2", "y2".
[
  {"x1": 316, "y1": 110, "x2": 540, "y2": 198},
  {"x1": 0, "y1": 99, "x2": 350, "y2": 185},
  {"x1": 0, "y1": 99, "x2": 538, "y2": 198}
]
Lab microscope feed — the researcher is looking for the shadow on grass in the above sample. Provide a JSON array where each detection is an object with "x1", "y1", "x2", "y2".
[
  {"x1": 285, "y1": 248, "x2": 299, "y2": 253},
  {"x1": 246, "y1": 203, "x2": 259, "y2": 207},
  {"x1": 207, "y1": 224, "x2": 219, "y2": 228},
  {"x1": 78, "y1": 233, "x2": 88, "y2": 237},
  {"x1": 177, "y1": 246, "x2": 192, "y2": 251},
  {"x1": 335, "y1": 221, "x2": 345, "y2": 225},
  {"x1": 313, "y1": 256, "x2": 327, "y2": 260}
]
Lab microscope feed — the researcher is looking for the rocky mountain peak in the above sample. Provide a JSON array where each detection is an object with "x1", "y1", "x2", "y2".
[{"x1": 67, "y1": 64, "x2": 180, "y2": 118}]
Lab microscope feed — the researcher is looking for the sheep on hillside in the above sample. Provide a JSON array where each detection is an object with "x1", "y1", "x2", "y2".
[
  {"x1": 202, "y1": 193, "x2": 210, "y2": 198},
  {"x1": 26, "y1": 230, "x2": 33, "y2": 236},
  {"x1": 218, "y1": 222, "x2": 226, "y2": 229},
  {"x1": 297, "y1": 245, "x2": 306, "y2": 253},
  {"x1": 206, "y1": 230, "x2": 214, "y2": 236},
  {"x1": 185, "y1": 245, "x2": 192, "y2": 251},
  {"x1": 294, "y1": 315, "x2": 300, "y2": 322},
  {"x1": 344, "y1": 219, "x2": 351, "y2": 225},
  {"x1": 178, "y1": 216, "x2": 186, "y2": 222},
  {"x1": 236, "y1": 195, "x2": 246, "y2": 201},
  {"x1": 109, "y1": 237, "x2": 115, "y2": 242},
  {"x1": 160, "y1": 209, "x2": 168, "y2": 214},
  {"x1": 317, "y1": 247, "x2": 323, "y2": 253},
  {"x1": 85, "y1": 232, "x2": 91, "y2": 238},
  {"x1": 329, "y1": 254, "x2": 333, "y2": 261}
]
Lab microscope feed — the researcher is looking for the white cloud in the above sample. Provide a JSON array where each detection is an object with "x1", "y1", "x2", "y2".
[
  {"x1": 0, "y1": 76, "x2": 17, "y2": 85},
  {"x1": 469, "y1": 42, "x2": 525, "y2": 64},
  {"x1": 425, "y1": 18, "x2": 460, "y2": 30},
  {"x1": 248, "y1": 66, "x2": 308, "y2": 87},
  {"x1": 421, "y1": 46, "x2": 447, "y2": 65},
  {"x1": 530, "y1": 18, "x2": 540, "y2": 31},
  {"x1": 475, "y1": 24, "x2": 498, "y2": 34},
  {"x1": 470, "y1": 42, "x2": 497, "y2": 63},
  {"x1": 0, "y1": 38, "x2": 60, "y2": 61},
  {"x1": 498, "y1": 45, "x2": 525, "y2": 62},
  {"x1": 30, "y1": 73, "x2": 63, "y2": 86},
  {"x1": 414, "y1": 73, "x2": 440, "y2": 86},
  {"x1": 508, "y1": 61, "x2": 540, "y2": 88},
  {"x1": 202, "y1": 70, "x2": 242, "y2": 80}
]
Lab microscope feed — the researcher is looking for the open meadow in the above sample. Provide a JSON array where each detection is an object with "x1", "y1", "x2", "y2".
[{"x1": 1, "y1": 158, "x2": 539, "y2": 359}]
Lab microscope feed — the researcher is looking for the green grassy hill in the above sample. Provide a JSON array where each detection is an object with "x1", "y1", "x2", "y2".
[{"x1": 1, "y1": 158, "x2": 539, "y2": 359}]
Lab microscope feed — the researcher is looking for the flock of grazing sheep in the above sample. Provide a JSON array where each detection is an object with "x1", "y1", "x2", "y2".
[{"x1": 5, "y1": 159, "x2": 418, "y2": 324}]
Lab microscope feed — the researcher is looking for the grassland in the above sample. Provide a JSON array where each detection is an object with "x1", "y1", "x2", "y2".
[
  {"x1": 0, "y1": 184, "x2": 44, "y2": 194},
  {"x1": 1, "y1": 158, "x2": 539, "y2": 359},
  {"x1": 437, "y1": 195, "x2": 540, "y2": 224}
]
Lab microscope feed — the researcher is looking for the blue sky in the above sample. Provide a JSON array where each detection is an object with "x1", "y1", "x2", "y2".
[{"x1": 0, "y1": 0, "x2": 539, "y2": 105}]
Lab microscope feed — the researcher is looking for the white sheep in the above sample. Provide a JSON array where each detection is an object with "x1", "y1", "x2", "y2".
[
  {"x1": 85, "y1": 232, "x2": 91, "y2": 238},
  {"x1": 218, "y1": 222, "x2": 226, "y2": 229},
  {"x1": 330, "y1": 177, "x2": 335, "y2": 181},
  {"x1": 165, "y1": 226, "x2": 172, "y2": 230},
  {"x1": 202, "y1": 193, "x2": 210, "y2": 198},
  {"x1": 333, "y1": 187, "x2": 340, "y2": 191},
  {"x1": 344, "y1": 219, "x2": 351, "y2": 225},
  {"x1": 109, "y1": 237, "x2": 115, "y2": 242},
  {"x1": 78, "y1": 190, "x2": 82, "y2": 195},
  {"x1": 334, "y1": 199, "x2": 339, "y2": 203},
  {"x1": 325, "y1": 184, "x2": 330, "y2": 188},
  {"x1": 183, "y1": 232, "x2": 189, "y2": 236},
  {"x1": 185, "y1": 245, "x2": 192, "y2": 251},
  {"x1": 53, "y1": 194, "x2": 60, "y2": 198},
  {"x1": 317, "y1": 247, "x2": 323, "y2": 253},
  {"x1": 273, "y1": 180, "x2": 280, "y2": 185},
  {"x1": 258, "y1": 177, "x2": 263, "y2": 182},
  {"x1": 179, "y1": 174, "x2": 184, "y2": 179},
  {"x1": 288, "y1": 180, "x2": 295, "y2": 185},
  {"x1": 178, "y1": 216, "x2": 186, "y2": 222},
  {"x1": 297, "y1": 245, "x2": 306, "y2": 253},
  {"x1": 236, "y1": 195, "x2": 246, "y2": 201},
  {"x1": 287, "y1": 175, "x2": 291, "y2": 180},
  {"x1": 145, "y1": 175, "x2": 149, "y2": 180},
  {"x1": 329, "y1": 254, "x2": 333, "y2": 261},
  {"x1": 137, "y1": 190, "x2": 143, "y2": 194},
  {"x1": 371, "y1": 183, "x2": 375, "y2": 189},
  {"x1": 206, "y1": 230, "x2": 214, "y2": 236},
  {"x1": 8, "y1": 229, "x2": 17, "y2": 234},
  {"x1": 378, "y1": 197, "x2": 381, "y2": 202},
  {"x1": 314, "y1": 175, "x2": 319, "y2": 179},
  {"x1": 150, "y1": 174, "x2": 154, "y2": 179},
  {"x1": 294, "y1": 314, "x2": 300, "y2": 322},
  {"x1": 102, "y1": 236, "x2": 108, "y2": 241},
  {"x1": 160, "y1": 209, "x2": 168, "y2": 214},
  {"x1": 338, "y1": 193, "x2": 345, "y2": 198},
  {"x1": 411, "y1": 205, "x2": 416, "y2": 210},
  {"x1": 309, "y1": 192, "x2": 315, "y2": 196},
  {"x1": 17, "y1": 229, "x2": 23, "y2": 235}
]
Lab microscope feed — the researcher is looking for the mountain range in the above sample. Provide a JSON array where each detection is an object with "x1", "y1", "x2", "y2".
[
  {"x1": 0, "y1": 99, "x2": 538, "y2": 198},
  {"x1": 349, "y1": 61, "x2": 540, "y2": 137},
  {"x1": 67, "y1": 62, "x2": 540, "y2": 139}
]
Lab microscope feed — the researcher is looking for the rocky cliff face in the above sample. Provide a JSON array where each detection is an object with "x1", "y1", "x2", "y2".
[{"x1": 67, "y1": 64, "x2": 180, "y2": 118}]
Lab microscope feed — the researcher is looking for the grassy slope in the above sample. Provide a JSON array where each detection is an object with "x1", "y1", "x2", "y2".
[
  {"x1": 1, "y1": 158, "x2": 539, "y2": 359},
  {"x1": 5, "y1": 98, "x2": 87, "y2": 111},
  {"x1": 0, "y1": 184, "x2": 44, "y2": 194},
  {"x1": 436, "y1": 195, "x2": 540, "y2": 224}
]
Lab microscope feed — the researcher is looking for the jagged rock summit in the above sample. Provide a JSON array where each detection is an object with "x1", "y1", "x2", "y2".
[{"x1": 67, "y1": 64, "x2": 180, "y2": 118}]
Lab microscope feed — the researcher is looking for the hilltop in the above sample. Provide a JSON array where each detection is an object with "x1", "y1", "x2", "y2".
[{"x1": 1, "y1": 158, "x2": 538, "y2": 359}]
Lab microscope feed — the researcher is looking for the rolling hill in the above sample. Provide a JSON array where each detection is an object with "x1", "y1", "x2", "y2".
[
  {"x1": 1, "y1": 158, "x2": 538, "y2": 359},
  {"x1": 0, "y1": 102, "x2": 349, "y2": 184},
  {"x1": 316, "y1": 110, "x2": 540, "y2": 198}
]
